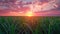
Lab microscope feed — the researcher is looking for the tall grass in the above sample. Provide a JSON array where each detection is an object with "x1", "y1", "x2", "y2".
[{"x1": 0, "y1": 16, "x2": 60, "y2": 34}]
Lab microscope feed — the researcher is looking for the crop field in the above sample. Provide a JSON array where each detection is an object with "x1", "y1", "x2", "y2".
[{"x1": 0, "y1": 16, "x2": 60, "y2": 34}]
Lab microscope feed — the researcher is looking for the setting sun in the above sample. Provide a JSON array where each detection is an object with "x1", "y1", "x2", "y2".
[{"x1": 25, "y1": 11, "x2": 34, "y2": 17}]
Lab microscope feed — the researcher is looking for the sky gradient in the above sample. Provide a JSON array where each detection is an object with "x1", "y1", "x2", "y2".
[{"x1": 0, "y1": 0, "x2": 60, "y2": 16}]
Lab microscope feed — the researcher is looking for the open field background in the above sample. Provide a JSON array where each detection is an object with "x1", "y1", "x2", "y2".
[{"x1": 0, "y1": 16, "x2": 60, "y2": 34}]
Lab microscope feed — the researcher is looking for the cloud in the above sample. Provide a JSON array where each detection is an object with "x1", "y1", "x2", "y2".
[{"x1": 0, "y1": 0, "x2": 60, "y2": 16}]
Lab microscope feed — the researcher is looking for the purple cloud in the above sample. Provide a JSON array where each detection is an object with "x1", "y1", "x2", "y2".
[{"x1": 0, "y1": 0, "x2": 60, "y2": 16}]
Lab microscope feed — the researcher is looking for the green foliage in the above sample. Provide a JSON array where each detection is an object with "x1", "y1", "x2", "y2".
[{"x1": 0, "y1": 16, "x2": 60, "y2": 34}]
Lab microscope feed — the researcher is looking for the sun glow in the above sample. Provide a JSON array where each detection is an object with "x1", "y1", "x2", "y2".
[{"x1": 25, "y1": 11, "x2": 34, "y2": 16}]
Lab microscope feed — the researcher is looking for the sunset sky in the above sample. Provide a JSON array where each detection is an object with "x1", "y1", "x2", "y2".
[{"x1": 0, "y1": 0, "x2": 60, "y2": 16}]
